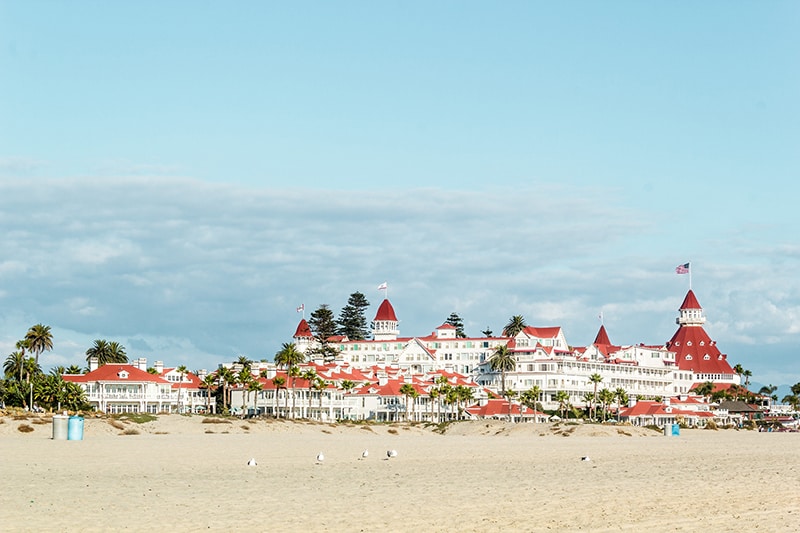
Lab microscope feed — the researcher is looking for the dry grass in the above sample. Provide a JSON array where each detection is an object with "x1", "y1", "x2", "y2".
[
  {"x1": 32, "y1": 418, "x2": 49, "y2": 425},
  {"x1": 202, "y1": 418, "x2": 231, "y2": 424},
  {"x1": 617, "y1": 429, "x2": 633, "y2": 437},
  {"x1": 18, "y1": 424, "x2": 34, "y2": 433},
  {"x1": 388, "y1": 428, "x2": 398, "y2": 435},
  {"x1": 120, "y1": 428, "x2": 140, "y2": 436},
  {"x1": 241, "y1": 425, "x2": 250, "y2": 431},
  {"x1": 13, "y1": 415, "x2": 29, "y2": 421},
  {"x1": 108, "y1": 420, "x2": 126, "y2": 430}
]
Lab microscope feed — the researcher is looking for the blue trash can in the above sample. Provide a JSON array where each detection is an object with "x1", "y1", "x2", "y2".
[
  {"x1": 67, "y1": 416, "x2": 84, "y2": 440},
  {"x1": 671, "y1": 424, "x2": 680, "y2": 436}
]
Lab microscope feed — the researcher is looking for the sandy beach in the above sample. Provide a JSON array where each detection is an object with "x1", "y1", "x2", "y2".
[{"x1": 2, "y1": 413, "x2": 799, "y2": 532}]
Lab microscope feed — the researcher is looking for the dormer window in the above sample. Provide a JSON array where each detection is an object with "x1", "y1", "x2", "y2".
[
  {"x1": 675, "y1": 342, "x2": 680, "y2": 346},
  {"x1": 699, "y1": 341, "x2": 705, "y2": 346},
  {"x1": 703, "y1": 354, "x2": 710, "y2": 360},
  {"x1": 685, "y1": 355, "x2": 693, "y2": 360},
  {"x1": 687, "y1": 341, "x2": 692, "y2": 346},
  {"x1": 117, "y1": 371, "x2": 129, "y2": 379}
]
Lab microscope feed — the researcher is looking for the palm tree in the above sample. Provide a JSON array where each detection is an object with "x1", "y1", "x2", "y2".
[
  {"x1": 269, "y1": 375, "x2": 285, "y2": 417},
  {"x1": 65, "y1": 364, "x2": 83, "y2": 375},
  {"x1": 302, "y1": 368, "x2": 317, "y2": 418},
  {"x1": 107, "y1": 342, "x2": 127, "y2": 363},
  {"x1": 4, "y1": 351, "x2": 26, "y2": 382},
  {"x1": 598, "y1": 388, "x2": 614, "y2": 422},
  {"x1": 489, "y1": 345, "x2": 516, "y2": 394},
  {"x1": 248, "y1": 379, "x2": 263, "y2": 416},
  {"x1": 175, "y1": 365, "x2": 189, "y2": 413},
  {"x1": 275, "y1": 343, "x2": 305, "y2": 418},
  {"x1": 521, "y1": 385, "x2": 542, "y2": 423},
  {"x1": 85, "y1": 340, "x2": 111, "y2": 366},
  {"x1": 312, "y1": 378, "x2": 328, "y2": 420},
  {"x1": 782, "y1": 394, "x2": 799, "y2": 412},
  {"x1": 456, "y1": 385, "x2": 474, "y2": 420},
  {"x1": 691, "y1": 381, "x2": 715, "y2": 403},
  {"x1": 742, "y1": 369, "x2": 752, "y2": 388},
  {"x1": 25, "y1": 324, "x2": 53, "y2": 367},
  {"x1": 589, "y1": 373, "x2": 603, "y2": 420},
  {"x1": 502, "y1": 315, "x2": 527, "y2": 338},
  {"x1": 235, "y1": 355, "x2": 252, "y2": 369},
  {"x1": 555, "y1": 390, "x2": 569, "y2": 421},
  {"x1": 400, "y1": 383, "x2": 416, "y2": 421},
  {"x1": 614, "y1": 387, "x2": 628, "y2": 422},
  {"x1": 429, "y1": 387, "x2": 440, "y2": 423},
  {"x1": 733, "y1": 363, "x2": 744, "y2": 383},
  {"x1": 216, "y1": 366, "x2": 235, "y2": 413},
  {"x1": 504, "y1": 389, "x2": 518, "y2": 421},
  {"x1": 237, "y1": 367, "x2": 253, "y2": 413},
  {"x1": 200, "y1": 373, "x2": 217, "y2": 413}
]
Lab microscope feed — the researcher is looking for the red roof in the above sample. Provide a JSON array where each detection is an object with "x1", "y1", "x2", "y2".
[
  {"x1": 63, "y1": 364, "x2": 169, "y2": 384},
  {"x1": 293, "y1": 319, "x2": 313, "y2": 338},
  {"x1": 666, "y1": 290, "x2": 735, "y2": 376},
  {"x1": 374, "y1": 299, "x2": 398, "y2": 321},
  {"x1": 520, "y1": 326, "x2": 562, "y2": 339},
  {"x1": 680, "y1": 290, "x2": 702, "y2": 310},
  {"x1": 593, "y1": 325, "x2": 611, "y2": 346},
  {"x1": 465, "y1": 399, "x2": 545, "y2": 418}
]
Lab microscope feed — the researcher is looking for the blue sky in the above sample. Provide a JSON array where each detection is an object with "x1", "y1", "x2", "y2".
[{"x1": 1, "y1": 2, "x2": 799, "y2": 390}]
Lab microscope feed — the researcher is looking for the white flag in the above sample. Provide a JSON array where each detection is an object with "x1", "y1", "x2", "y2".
[{"x1": 377, "y1": 282, "x2": 387, "y2": 291}]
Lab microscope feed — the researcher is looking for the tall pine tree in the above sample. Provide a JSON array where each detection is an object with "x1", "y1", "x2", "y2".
[
  {"x1": 445, "y1": 312, "x2": 467, "y2": 338},
  {"x1": 337, "y1": 291, "x2": 371, "y2": 340},
  {"x1": 309, "y1": 304, "x2": 337, "y2": 342}
]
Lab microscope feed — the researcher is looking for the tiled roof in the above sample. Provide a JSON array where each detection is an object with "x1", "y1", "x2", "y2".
[
  {"x1": 63, "y1": 364, "x2": 169, "y2": 384},
  {"x1": 374, "y1": 299, "x2": 398, "y2": 321},
  {"x1": 293, "y1": 319, "x2": 313, "y2": 338}
]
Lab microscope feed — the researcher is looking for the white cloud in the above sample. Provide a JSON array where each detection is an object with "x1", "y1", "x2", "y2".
[{"x1": 0, "y1": 176, "x2": 798, "y2": 385}]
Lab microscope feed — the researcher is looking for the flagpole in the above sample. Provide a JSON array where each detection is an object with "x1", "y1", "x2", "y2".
[{"x1": 689, "y1": 261, "x2": 692, "y2": 291}]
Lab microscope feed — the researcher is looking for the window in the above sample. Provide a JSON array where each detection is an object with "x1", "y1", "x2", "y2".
[
  {"x1": 703, "y1": 354, "x2": 710, "y2": 360},
  {"x1": 685, "y1": 355, "x2": 693, "y2": 360}
]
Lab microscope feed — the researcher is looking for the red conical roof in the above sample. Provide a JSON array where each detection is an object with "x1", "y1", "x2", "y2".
[
  {"x1": 374, "y1": 299, "x2": 398, "y2": 321},
  {"x1": 593, "y1": 325, "x2": 611, "y2": 346},
  {"x1": 293, "y1": 319, "x2": 313, "y2": 338},
  {"x1": 679, "y1": 290, "x2": 702, "y2": 310}
]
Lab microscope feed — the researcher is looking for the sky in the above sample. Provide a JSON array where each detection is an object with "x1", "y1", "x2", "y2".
[{"x1": 1, "y1": 2, "x2": 799, "y2": 391}]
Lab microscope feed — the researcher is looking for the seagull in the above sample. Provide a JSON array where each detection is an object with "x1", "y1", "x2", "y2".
[
  {"x1": 581, "y1": 456, "x2": 591, "y2": 462},
  {"x1": 387, "y1": 449, "x2": 398, "y2": 459},
  {"x1": 247, "y1": 458, "x2": 257, "y2": 466},
  {"x1": 316, "y1": 452, "x2": 325, "y2": 464},
  {"x1": 360, "y1": 449, "x2": 369, "y2": 460}
]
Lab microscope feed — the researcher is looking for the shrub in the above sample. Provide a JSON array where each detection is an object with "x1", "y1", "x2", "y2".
[
  {"x1": 18, "y1": 424, "x2": 34, "y2": 433},
  {"x1": 121, "y1": 428, "x2": 140, "y2": 435},
  {"x1": 117, "y1": 413, "x2": 157, "y2": 424}
]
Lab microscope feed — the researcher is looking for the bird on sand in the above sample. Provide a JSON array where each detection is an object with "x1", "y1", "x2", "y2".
[
  {"x1": 360, "y1": 449, "x2": 369, "y2": 460},
  {"x1": 247, "y1": 458, "x2": 257, "y2": 466},
  {"x1": 387, "y1": 449, "x2": 398, "y2": 459},
  {"x1": 316, "y1": 452, "x2": 325, "y2": 463}
]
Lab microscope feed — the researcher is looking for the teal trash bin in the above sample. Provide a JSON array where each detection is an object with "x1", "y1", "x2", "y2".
[
  {"x1": 67, "y1": 416, "x2": 84, "y2": 440},
  {"x1": 52, "y1": 415, "x2": 69, "y2": 440},
  {"x1": 671, "y1": 424, "x2": 680, "y2": 436}
]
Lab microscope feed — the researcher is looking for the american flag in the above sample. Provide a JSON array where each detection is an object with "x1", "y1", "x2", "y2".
[{"x1": 675, "y1": 263, "x2": 690, "y2": 275}]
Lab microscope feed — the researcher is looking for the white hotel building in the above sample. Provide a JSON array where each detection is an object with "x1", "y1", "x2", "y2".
[{"x1": 291, "y1": 290, "x2": 738, "y2": 409}]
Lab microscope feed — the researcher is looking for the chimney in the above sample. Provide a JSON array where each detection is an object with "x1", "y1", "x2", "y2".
[
  {"x1": 89, "y1": 357, "x2": 99, "y2": 372},
  {"x1": 197, "y1": 369, "x2": 207, "y2": 380},
  {"x1": 154, "y1": 360, "x2": 164, "y2": 374},
  {"x1": 628, "y1": 397, "x2": 637, "y2": 408}
]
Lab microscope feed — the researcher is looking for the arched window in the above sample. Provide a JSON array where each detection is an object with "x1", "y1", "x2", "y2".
[
  {"x1": 703, "y1": 354, "x2": 710, "y2": 360},
  {"x1": 685, "y1": 355, "x2": 693, "y2": 360}
]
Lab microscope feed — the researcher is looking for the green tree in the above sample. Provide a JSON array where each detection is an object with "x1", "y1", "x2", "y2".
[
  {"x1": 521, "y1": 385, "x2": 542, "y2": 423},
  {"x1": 25, "y1": 324, "x2": 54, "y2": 367},
  {"x1": 589, "y1": 373, "x2": 603, "y2": 420},
  {"x1": 175, "y1": 365, "x2": 189, "y2": 413},
  {"x1": 337, "y1": 292, "x2": 371, "y2": 340},
  {"x1": 481, "y1": 327, "x2": 493, "y2": 337},
  {"x1": 691, "y1": 381, "x2": 715, "y2": 402},
  {"x1": 614, "y1": 387, "x2": 628, "y2": 422},
  {"x1": 302, "y1": 368, "x2": 317, "y2": 418},
  {"x1": 598, "y1": 388, "x2": 615, "y2": 422},
  {"x1": 555, "y1": 390, "x2": 570, "y2": 420},
  {"x1": 4, "y1": 351, "x2": 26, "y2": 382},
  {"x1": 445, "y1": 312, "x2": 467, "y2": 338},
  {"x1": 489, "y1": 345, "x2": 516, "y2": 394},
  {"x1": 400, "y1": 383, "x2": 416, "y2": 421},
  {"x1": 217, "y1": 366, "x2": 236, "y2": 413},
  {"x1": 200, "y1": 373, "x2": 217, "y2": 413},
  {"x1": 313, "y1": 377, "x2": 328, "y2": 419},
  {"x1": 309, "y1": 304, "x2": 338, "y2": 342},
  {"x1": 65, "y1": 364, "x2": 83, "y2": 375},
  {"x1": 782, "y1": 394, "x2": 799, "y2": 411},
  {"x1": 248, "y1": 379, "x2": 263, "y2": 415},
  {"x1": 85, "y1": 339, "x2": 127, "y2": 366},
  {"x1": 742, "y1": 369, "x2": 752, "y2": 388},
  {"x1": 502, "y1": 315, "x2": 527, "y2": 337},
  {"x1": 272, "y1": 375, "x2": 287, "y2": 418}
]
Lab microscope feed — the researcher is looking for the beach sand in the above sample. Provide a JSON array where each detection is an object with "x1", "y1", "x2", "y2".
[{"x1": 2, "y1": 413, "x2": 799, "y2": 532}]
